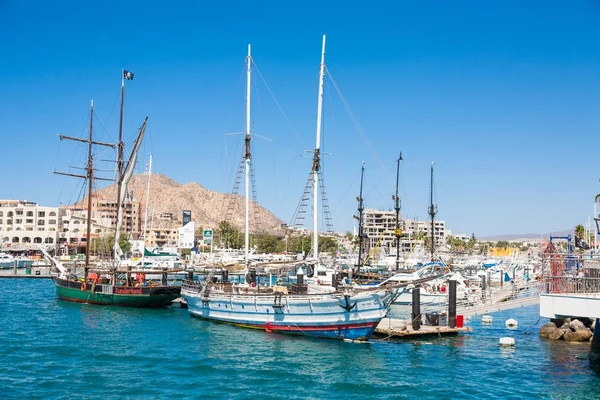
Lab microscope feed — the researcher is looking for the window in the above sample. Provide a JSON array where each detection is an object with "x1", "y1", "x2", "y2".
[
  {"x1": 44, "y1": 237, "x2": 54, "y2": 244},
  {"x1": 38, "y1": 211, "x2": 45, "y2": 217},
  {"x1": 6, "y1": 219, "x2": 12, "y2": 225},
  {"x1": 16, "y1": 211, "x2": 23, "y2": 216},
  {"x1": 8, "y1": 212, "x2": 13, "y2": 217},
  {"x1": 49, "y1": 211, "x2": 56, "y2": 217},
  {"x1": 16, "y1": 219, "x2": 22, "y2": 224},
  {"x1": 26, "y1": 219, "x2": 33, "y2": 224},
  {"x1": 26, "y1": 211, "x2": 33, "y2": 217},
  {"x1": 38, "y1": 220, "x2": 45, "y2": 225},
  {"x1": 49, "y1": 220, "x2": 57, "y2": 225}
]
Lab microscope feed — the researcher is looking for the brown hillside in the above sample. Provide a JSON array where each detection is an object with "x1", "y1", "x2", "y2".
[{"x1": 82, "y1": 173, "x2": 284, "y2": 232}]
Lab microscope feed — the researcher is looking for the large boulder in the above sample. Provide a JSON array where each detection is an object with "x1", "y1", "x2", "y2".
[
  {"x1": 549, "y1": 328, "x2": 570, "y2": 340},
  {"x1": 563, "y1": 329, "x2": 593, "y2": 342},
  {"x1": 569, "y1": 319, "x2": 586, "y2": 332},
  {"x1": 540, "y1": 322, "x2": 558, "y2": 339}
]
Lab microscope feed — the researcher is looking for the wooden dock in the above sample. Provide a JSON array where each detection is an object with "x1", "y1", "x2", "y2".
[{"x1": 374, "y1": 317, "x2": 472, "y2": 339}]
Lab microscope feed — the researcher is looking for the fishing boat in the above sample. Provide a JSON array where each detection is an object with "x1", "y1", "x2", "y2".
[
  {"x1": 182, "y1": 37, "x2": 400, "y2": 341},
  {"x1": 45, "y1": 71, "x2": 181, "y2": 307}
]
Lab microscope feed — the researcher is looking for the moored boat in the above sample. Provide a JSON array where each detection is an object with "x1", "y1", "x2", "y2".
[{"x1": 47, "y1": 71, "x2": 180, "y2": 307}]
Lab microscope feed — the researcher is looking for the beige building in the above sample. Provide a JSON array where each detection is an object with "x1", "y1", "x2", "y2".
[
  {"x1": 58, "y1": 207, "x2": 113, "y2": 255},
  {"x1": 85, "y1": 194, "x2": 142, "y2": 239},
  {"x1": 361, "y1": 208, "x2": 448, "y2": 254},
  {"x1": 0, "y1": 200, "x2": 62, "y2": 249}
]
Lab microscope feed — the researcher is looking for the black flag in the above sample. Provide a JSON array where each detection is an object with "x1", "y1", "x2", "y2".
[
  {"x1": 575, "y1": 235, "x2": 590, "y2": 250},
  {"x1": 123, "y1": 70, "x2": 134, "y2": 80}
]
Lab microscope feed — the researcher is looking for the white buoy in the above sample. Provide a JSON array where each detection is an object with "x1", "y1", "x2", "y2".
[
  {"x1": 505, "y1": 318, "x2": 518, "y2": 328},
  {"x1": 482, "y1": 315, "x2": 493, "y2": 324},
  {"x1": 499, "y1": 337, "x2": 515, "y2": 347}
]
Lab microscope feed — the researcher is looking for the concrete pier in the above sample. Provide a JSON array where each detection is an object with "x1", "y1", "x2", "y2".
[{"x1": 374, "y1": 317, "x2": 471, "y2": 339}]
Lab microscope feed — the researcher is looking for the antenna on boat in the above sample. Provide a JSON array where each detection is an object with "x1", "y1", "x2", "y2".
[{"x1": 394, "y1": 152, "x2": 403, "y2": 270}]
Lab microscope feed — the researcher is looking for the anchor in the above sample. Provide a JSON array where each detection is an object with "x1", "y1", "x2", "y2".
[{"x1": 339, "y1": 294, "x2": 357, "y2": 312}]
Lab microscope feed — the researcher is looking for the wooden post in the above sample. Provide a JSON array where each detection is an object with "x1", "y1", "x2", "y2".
[
  {"x1": 411, "y1": 287, "x2": 421, "y2": 330},
  {"x1": 448, "y1": 279, "x2": 457, "y2": 328}
]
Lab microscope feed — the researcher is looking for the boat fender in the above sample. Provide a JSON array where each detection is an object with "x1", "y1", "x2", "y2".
[
  {"x1": 317, "y1": 279, "x2": 321, "y2": 285},
  {"x1": 81, "y1": 282, "x2": 87, "y2": 291}
]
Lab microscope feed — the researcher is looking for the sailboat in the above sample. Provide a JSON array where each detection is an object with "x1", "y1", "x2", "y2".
[
  {"x1": 182, "y1": 37, "x2": 401, "y2": 341},
  {"x1": 44, "y1": 71, "x2": 181, "y2": 307}
]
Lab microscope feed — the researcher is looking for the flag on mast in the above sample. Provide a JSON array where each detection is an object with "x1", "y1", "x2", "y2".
[{"x1": 123, "y1": 70, "x2": 134, "y2": 80}]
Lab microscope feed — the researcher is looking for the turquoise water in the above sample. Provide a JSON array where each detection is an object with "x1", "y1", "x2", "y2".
[{"x1": 1, "y1": 279, "x2": 599, "y2": 399}]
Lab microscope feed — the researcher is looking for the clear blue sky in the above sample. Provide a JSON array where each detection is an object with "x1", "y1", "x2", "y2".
[{"x1": 1, "y1": 1, "x2": 599, "y2": 237}]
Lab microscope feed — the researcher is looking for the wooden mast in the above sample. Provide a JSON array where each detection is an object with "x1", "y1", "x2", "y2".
[
  {"x1": 114, "y1": 70, "x2": 126, "y2": 266},
  {"x1": 84, "y1": 100, "x2": 94, "y2": 279},
  {"x1": 55, "y1": 101, "x2": 115, "y2": 278}
]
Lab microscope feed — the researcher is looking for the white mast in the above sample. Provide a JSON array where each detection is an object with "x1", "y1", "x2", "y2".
[
  {"x1": 245, "y1": 44, "x2": 252, "y2": 263},
  {"x1": 313, "y1": 34, "x2": 326, "y2": 261},
  {"x1": 141, "y1": 154, "x2": 152, "y2": 266}
]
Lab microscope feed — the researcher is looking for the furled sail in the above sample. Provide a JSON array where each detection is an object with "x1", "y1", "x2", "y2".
[{"x1": 113, "y1": 117, "x2": 148, "y2": 266}]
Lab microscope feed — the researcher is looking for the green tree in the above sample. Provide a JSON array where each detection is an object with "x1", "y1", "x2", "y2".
[
  {"x1": 466, "y1": 233, "x2": 477, "y2": 254},
  {"x1": 253, "y1": 233, "x2": 284, "y2": 253},
  {"x1": 91, "y1": 233, "x2": 131, "y2": 258},
  {"x1": 319, "y1": 236, "x2": 339, "y2": 256},
  {"x1": 218, "y1": 220, "x2": 242, "y2": 249},
  {"x1": 575, "y1": 224, "x2": 585, "y2": 239}
]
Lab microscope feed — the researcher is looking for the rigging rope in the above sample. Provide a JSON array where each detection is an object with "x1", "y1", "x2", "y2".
[{"x1": 325, "y1": 66, "x2": 386, "y2": 173}]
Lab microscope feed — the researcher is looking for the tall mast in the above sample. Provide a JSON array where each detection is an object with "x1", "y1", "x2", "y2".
[
  {"x1": 428, "y1": 162, "x2": 436, "y2": 259},
  {"x1": 312, "y1": 34, "x2": 326, "y2": 261},
  {"x1": 84, "y1": 100, "x2": 94, "y2": 279},
  {"x1": 115, "y1": 70, "x2": 126, "y2": 263},
  {"x1": 356, "y1": 162, "x2": 365, "y2": 271},
  {"x1": 141, "y1": 154, "x2": 152, "y2": 267},
  {"x1": 394, "y1": 152, "x2": 403, "y2": 270},
  {"x1": 56, "y1": 102, "x2": 115, "y2": 277},
  {"x1": 245, "y1": 44, "x2": 251, "y2": 264}
]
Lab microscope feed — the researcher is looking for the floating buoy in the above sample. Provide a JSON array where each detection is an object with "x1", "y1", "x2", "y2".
[
  {"x1": 482, "y1": 315, "x2": 493, "y2": 324},
  {"x1": 499, "y1": 337, "x2": 515, "y2": 347},
  {"x1": 505, "y1": 318, "x2": 518, "y2": 328}
]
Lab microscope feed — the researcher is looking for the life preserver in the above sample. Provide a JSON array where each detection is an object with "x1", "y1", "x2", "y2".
[
  {"x1": 440, "y1": 285, "x2": 447, "y2": 293},
  {"x1": 81, "y1": 282, "x2": 87, "y2": 291}
]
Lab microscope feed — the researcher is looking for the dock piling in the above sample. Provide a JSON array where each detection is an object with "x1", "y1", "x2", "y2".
[
  {"x1": 411, "y1": 287, "x2": 421, "y2": 330},
  {"x1": 448, "y1": 279, "x2": 457, "y2": 328}
]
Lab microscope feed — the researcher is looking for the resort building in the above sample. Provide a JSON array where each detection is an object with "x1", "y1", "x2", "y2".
[
  {"x1": 0, "y1": 200, "x2": 62, "y2": 249},
  {"x1": 361, "y1": 208, "x2": 449, "y2": 254},
  {"x1": 91, "y1": 193, "x2": 142, "y2": 239},
  {"x1": 58, "y1": 207, "x2": 113, "y2": 256}
]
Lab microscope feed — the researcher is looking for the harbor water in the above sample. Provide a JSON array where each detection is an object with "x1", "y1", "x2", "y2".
[{"x1": 1, "y1": 279, "x2": 599, "y2": 399}]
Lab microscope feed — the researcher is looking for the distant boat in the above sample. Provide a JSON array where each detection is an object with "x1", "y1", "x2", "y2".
[
  {"x1": 182, "y1": 37, "x2": 400, "y2": 340},
  {"x1": 45, "y1": 72, "x2": 181, "y2": 307},
  {"x1": 0, "y1": 253, "x2": 34, "y2": 269}
]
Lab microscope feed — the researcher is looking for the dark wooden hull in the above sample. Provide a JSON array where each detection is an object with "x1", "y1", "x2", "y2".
[{"x1": 53, "y1": 277, "x2": 181, "y2": 308}]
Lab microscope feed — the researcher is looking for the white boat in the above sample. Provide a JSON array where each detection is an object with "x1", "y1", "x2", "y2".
[
  {"x1": 183, "y1": 37, "x2": 399, "y2": 341},
  {"x1": 0, "y1": 253, "x2": 34, "y2": 269}
]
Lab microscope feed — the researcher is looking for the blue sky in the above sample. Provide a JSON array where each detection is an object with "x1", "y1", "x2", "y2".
[{"x1": 1, "y1": 1, "x2": 599, "y2": 237}]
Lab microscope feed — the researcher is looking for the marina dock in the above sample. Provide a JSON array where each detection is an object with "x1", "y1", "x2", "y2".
[{"x1": 374, "y1": 317, "x2": 472, "y2": 338}]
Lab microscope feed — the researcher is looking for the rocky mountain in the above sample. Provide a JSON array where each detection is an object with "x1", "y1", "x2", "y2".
[{"x1": 86, "y1": 173, "x2": 284, "y2": 233}]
